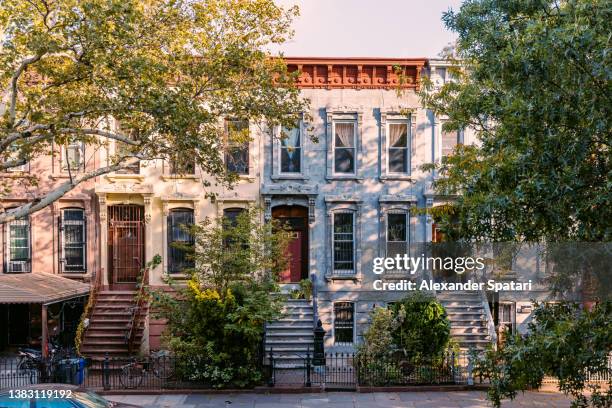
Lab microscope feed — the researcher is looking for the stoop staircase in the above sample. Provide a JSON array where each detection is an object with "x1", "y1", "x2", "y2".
[
  {"x1": 80, "y1": 290, "x2": 146, "y2": 360},
  {"x1": 436, "y1": 291, "x2": 494, "y2": 350},
  {"x1": 265, "y1": 299, "x2": 315, "y2": 368}
]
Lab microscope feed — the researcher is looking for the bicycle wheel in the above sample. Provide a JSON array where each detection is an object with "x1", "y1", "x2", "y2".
[
  {"x1": 17, "y1": 358, "x2": 37, "y2": 384},
  {"x1": 119, "y1": 363, "x2": 144, "y2": 389},
  {"x1": 152, "y1": 356, "x2": 174, "y2": 380}
]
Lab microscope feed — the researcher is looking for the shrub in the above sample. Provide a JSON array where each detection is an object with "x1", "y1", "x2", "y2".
[
  {"x1": 389, "y1": 292, "x2": 451, "y2": 361},
  {"x1": 151, "y1": 208, "x2": 291, "y2": 388}
]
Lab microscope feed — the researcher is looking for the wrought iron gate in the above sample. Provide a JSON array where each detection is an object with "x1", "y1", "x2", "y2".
[{"x1": 108, "y1": 205, "x2": 144, "y2": 283}]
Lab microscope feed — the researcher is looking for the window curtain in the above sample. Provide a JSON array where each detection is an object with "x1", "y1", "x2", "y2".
[
  {"x1": 389, "y1": 124, "x2": 407, "y2": 147},
  {"x1": 335, "y1": 123, "x2": 354, "y2": 147}
]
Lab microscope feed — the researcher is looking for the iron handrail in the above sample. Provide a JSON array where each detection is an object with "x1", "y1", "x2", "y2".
[{"x1": 126, "y1": 267, "x2": 149, "y2": 354}]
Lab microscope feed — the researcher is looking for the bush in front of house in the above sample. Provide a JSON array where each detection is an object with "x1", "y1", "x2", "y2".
[
  {"x1": 356, "y1": 291, "x2": 453, "y2": 385},
  {"x1": 151, "y1": 208, "x2": 291, "y2": 388}
]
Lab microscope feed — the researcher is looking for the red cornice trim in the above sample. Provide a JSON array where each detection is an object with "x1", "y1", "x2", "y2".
[{"x1": 282, "y1": 57, "x2": 428, "y2": 90}]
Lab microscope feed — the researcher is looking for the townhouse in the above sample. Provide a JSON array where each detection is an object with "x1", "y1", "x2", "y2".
[{"x1": 1, "y1": 57, "x2": 544, "y2": 358}]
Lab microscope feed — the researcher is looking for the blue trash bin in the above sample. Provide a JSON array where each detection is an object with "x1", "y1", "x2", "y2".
[{"x1": 76, "y1": 358, "x2": 85, "y2": 385}]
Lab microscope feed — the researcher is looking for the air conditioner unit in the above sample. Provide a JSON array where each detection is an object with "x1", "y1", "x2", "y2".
[{"x1": 8, "y1": 261, "x2": 28, "y2": 273}]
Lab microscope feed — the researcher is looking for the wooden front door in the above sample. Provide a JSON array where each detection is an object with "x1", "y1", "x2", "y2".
[
  {"x1": 272, "y1": 205, "x2": 308, "y2": 283},
  {"x1": 108, "y1": 205, "x2": 144, "y2": 284}
]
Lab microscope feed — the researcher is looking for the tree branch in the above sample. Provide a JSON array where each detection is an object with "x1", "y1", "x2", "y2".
[
  {"x1": 0, "y1": 157, "x2": 141, "y2": 224},
  {"x1": 8, "y1": 55, "x2": 42, "y2": 127}
]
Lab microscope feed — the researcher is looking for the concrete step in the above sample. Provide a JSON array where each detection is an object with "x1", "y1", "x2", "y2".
[{"x1": 267, "y1": 322, "x2": 313, "y2": 329}]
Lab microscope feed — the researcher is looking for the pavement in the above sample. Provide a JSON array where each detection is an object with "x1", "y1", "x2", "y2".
[{"x1": 106, "y1": 390, "x2": 574, "y2": 407}]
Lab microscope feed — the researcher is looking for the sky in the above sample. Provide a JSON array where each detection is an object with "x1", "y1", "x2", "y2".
[{"x1": 270, "y1": 0, "x2": 464, "y2": 58}]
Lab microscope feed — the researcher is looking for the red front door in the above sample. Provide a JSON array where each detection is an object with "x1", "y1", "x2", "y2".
[
  {"x1": 281, "y1": 231, "x2": 304, "y2": 282},
  {"x1": 273, "y1": 205, "x2": 308, "y2": 283}
]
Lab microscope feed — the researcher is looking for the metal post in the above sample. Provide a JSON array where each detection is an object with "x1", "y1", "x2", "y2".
[
  {"x1": 267, "y1": 348, "x2": 274, "y2": 387},
  {"x1": 467, "y1": 352, "x2": 474, "y2": 386},
  {"x1": 306, "y1": 346, "x2": 311, "y2": 387},
  {"x1": 103, "y1": 353, "x2": 110, "y2": 390},
  {"x1": 313, "y1": 319, "x2": 326, "y2": 366}
]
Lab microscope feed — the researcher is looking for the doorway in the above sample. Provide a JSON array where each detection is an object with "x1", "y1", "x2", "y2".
[
  {"x1": 108, "y1": 205, "x2": 145, "y2": 285},
  {"x1": 272, "y1": 205, "x2": 309, "y2": 283}
]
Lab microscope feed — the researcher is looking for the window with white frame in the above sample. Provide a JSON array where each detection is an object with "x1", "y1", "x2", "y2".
[
  {"x1": 280, "y1": 124, "x2": 301, "y2": 174},
  {"x1": 4, "y1": 212, "x2": 31, "y2": 273},
  {"x1": 62, "y1": 139, "x2": 84, "y2": 172},
  {"x1": 387, "y1": 212, "x2": 408, "y2": 262},
  {"x1": 61, "y1": 208, "x2": 86, "y2": 272},
  {"x1": 115, "y1": 128, "x2": 140, "y2": 174},
  {"x1": 5, "y1": 144, "x2": 27, "y2": 172},
  {"x1": 333, "y1": 121, "x2": 356, "y2": 174},
  {"x1": 334, "y1": 302, "x2": 355, "y2": 345},
  {"x1": 388, "y1": 122, "x2": 409, "y2": 174},
  {"x1": 225, "y1": 119, "x2": 249, "y2": 175},
  {"x1": 333, "y1": 212, "x2": 355, "y2": 275},
  {"x1": 498, "y1": 302, "x2": 515, "y2": 334},
  {"x1": 167, "y1": 208, "x2": 195, "y2": 273},
  {"x1": 441, "y1": 124, "x2": 461, "y2": 158}
]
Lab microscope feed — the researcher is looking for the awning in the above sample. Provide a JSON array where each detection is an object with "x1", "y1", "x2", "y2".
[{"x1": 0, "y1": 273, "x2": 90, "y2": 305}]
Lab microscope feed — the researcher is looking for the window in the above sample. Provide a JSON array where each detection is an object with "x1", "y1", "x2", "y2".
[
  {"x1": 333, "y1": 122, "x2": 356, "y2": 174},
  {"x1": 225, "y1": 120, "x2": 249, "y2": 175},
  {"x1": 387, "y1": 213, "x2": 408, "y2": 262},
  {"x1": 280, "y1": 124, "x2": 301, "y2": 173},
  {"x1": 116, "y1": 128, "x2": 140, "y2": 174},
  {"x1": 168, "y1": 156, "x2": 195, "y2": 175},
  {"x1": 5, "y1": 144, "x2": 27, "y2": 172},
  {"x1": 333, "y1": 212, "x2": 354, "y2": 275},
  {"x1": 167, "y1": 208, "x2": 195, "y2": 273},
  {"x1": 5, "y1": 213, "x2": 30, "y2": 273},
  {"x1": 62, "y1": 139, "x2": 84, "y2": 172},
  {"x1": 223, "y1": 207, "x2": 245, "y2": 227},
  {"x1": 441, "y1": 127, "x2": 461, "y2": 158},
  {"x1": 334, "y1": 302, "x2": 354, "y2": 345},
  {"x1": 61, "y1": 209, "x2": 86, "y2": 272},
  {"x1": 388, "y1": 123, "x2": 409, "y2": 173},
  {"x1": 498, "y1": 303, "x2": 515, "y2": 334}
]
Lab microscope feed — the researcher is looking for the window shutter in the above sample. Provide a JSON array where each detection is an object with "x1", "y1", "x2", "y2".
[{"x1": 59, "y1": 214, "x2": 64, "y2": 273}]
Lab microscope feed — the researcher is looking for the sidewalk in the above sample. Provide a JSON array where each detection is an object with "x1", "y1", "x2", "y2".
[{"x1": 106, "y1": 390, "x2": 573, "y2": 407}]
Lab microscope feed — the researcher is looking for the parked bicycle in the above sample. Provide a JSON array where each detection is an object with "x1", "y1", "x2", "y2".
[{"x1": 119, "y1": 351, "x2": 175, "y2": 389}]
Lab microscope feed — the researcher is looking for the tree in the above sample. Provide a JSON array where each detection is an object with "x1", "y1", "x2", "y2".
[
  {"x1": 0, "y1": 0, "x2": 306, "y2": 223},
  {"x1": 421, "y1": 0, "x2": 611, "y2": 241},
  {"x1": 150, "y1": 208, "x2": 291, "y2": 387},
  {"x1": 473, "y1": 302, "x2": 612, "y2": 408}
]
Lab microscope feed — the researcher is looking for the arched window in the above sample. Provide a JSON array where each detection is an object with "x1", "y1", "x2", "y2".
[
  {"x1": 4, "y1": 210, "x2": 31, "y2": 273},
  {"x1": 60, "y1": 208, "x2": 87, "y2": 272},
  {"x1": 167, "y1": 208, "x2": 195, "y2": 273}
]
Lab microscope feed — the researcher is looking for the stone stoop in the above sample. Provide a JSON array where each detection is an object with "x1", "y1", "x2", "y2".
[
  {"x1": 436, "y1": 291, "x2": 494, "y2": 351},
  {"x1": 264, "y1": 299, "x2": 315, "y2": 368},
  {"x1": 80, "y1": 290, "x2": 145, "y2": 360}
]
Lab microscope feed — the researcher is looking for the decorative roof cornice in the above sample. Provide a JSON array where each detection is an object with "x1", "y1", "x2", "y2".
[{"x1": 284, "y1": 57, "x2": 428, "y2": 90}]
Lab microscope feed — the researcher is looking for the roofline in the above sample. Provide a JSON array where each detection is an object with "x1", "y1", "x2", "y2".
[{"x1": 283, "y1": 56, "x2": 428, "y2": 65}]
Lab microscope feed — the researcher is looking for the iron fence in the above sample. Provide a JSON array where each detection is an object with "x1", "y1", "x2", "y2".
[{"x1": 2, "y1": 351, "x2": 609, "y2": 392}]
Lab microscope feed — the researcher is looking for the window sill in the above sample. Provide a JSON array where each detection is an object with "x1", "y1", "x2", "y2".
[
  {"x1": 325, "y1": 175, "x2": 364, "y2": 183},
  {"x1": 325, "y1": 274, "x2": 360, "y2": 282},
  {"x1": 237, "y1": 175, "x2": 256, "y2": 182},
  {"x1": 50, "y1": 173, "x2": 85, "y2": 180},
  {"x1": 162, "y1": 272, "x2": 189, "y2": 283},
  {"x1": 271, "y1": 174, "x2": 309, "y2": 181},
  {"x1": 160, "y1": 175, "x2": 199, "y2": 181},
  {"x1": 380, "y1": 175, "x2": 414, "y2": 182},
  {"x1": 106, "y1": 174, "x2": 145, "y2": 182},
  {"x1": 1, "y1": 172, "x2": 30, "y2": 178}
]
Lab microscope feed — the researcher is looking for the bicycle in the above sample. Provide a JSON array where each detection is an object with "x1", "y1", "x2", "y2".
[{"x1": 119, "y1": 351, "x2": 175, "y2": 389}]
